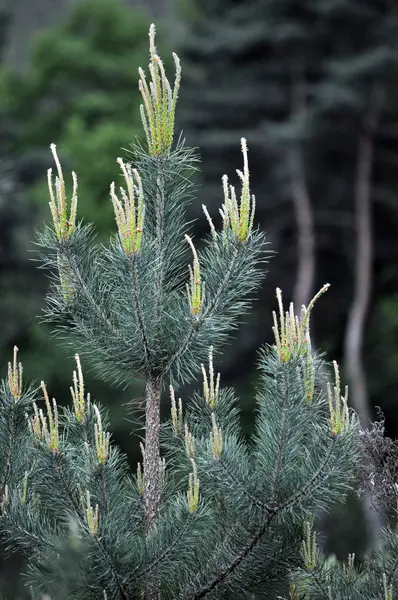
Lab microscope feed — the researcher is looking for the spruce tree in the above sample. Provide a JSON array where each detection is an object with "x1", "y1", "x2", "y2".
[{"x1": 0, "y1": 21, "x2": 397, "y2": 600}]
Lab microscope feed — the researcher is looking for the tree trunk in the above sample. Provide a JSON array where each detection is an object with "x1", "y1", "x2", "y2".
[
  {"x1": 143, "y1": 376, "x2": 162, "y2": 531},
  {"x1": 343, "y1": 84, "x2": 384, "y2": 549},
  {"x1": 344, "y1": 85, "x2": 384, "y2": 428},
  {"x1": 289, "y1": 59, "x2": 315, "y2": 310},
  {"x1": 290, "y1": 146, "x2": 315, "y2": 310},
  {"x1": 143, "y1": 376, "x2": 162, "y2": 599}
]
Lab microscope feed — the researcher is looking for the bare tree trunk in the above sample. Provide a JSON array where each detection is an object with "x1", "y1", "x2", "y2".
[
  {"x1": 343, "y1": 86, "x2": 384, "y2": 428},
  {"x1": 343, "y1": 84, "x2": 384, "y2": 548},
  {"x1": 289, "y1": 60, "x2": 315, "y2": 310}
]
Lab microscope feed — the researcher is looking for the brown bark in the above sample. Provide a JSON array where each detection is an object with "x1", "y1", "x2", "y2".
[
  {"x1": 143, "y1": 376, "x2": 162, "y2": 531},
  {"x1": 143, "y1": 376, "x2": 162, "y2": 599}
]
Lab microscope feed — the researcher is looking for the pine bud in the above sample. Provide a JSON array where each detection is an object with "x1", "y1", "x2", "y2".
[
  {"x1": 111, "y1": 159, "x2": 145, "y2": 256},
  {"x1": 138, "y1": 24, "x2": 181, "y2": 156},
  {"x1": 201, "y1": 346, "x2": 220, "y2": 409},
  {"x1": 85, "y1": 490, "x2": 99, "y2": 536},
  {"x1": 70, "y1": 354, "x2": 88, "y2": 423},
  {"x1": 219, "y1": 138, "x2": 256, "y2": 243},
  {"x1": 202, "y1": 205, "x2": 217, "y2": 242},
  {"x1": 383, "y1": 573, "x2": 393, "y2": 600},
  {"x1": 47, "y1": 144, "x2": 78, "y2": 241},
  {"x1": 187, "y1": 459, "x2": 199, "y2": 514},
  {"x1": 328, "y1": 361, "x2": 351, "y2": 437},
  {"x1": 93, "y1": 405, "x2": 110, "y2": 465},
  {"x1": 31, "y1": 382, "x2": 59, "y2": 453},
  {"x1": 185, "y1": 235, "x2": 205, "y2": 317},
  {"x1": 210, "y1": 413, "x2": 223, "y2": 460},
  {"x1": 19, "y1": 471, "x2": 29, "y2": 505},
  {"x1": 302, "y1": 521, "x2": 316, "y2": 571},
  {"x1": 7, "y1": 346, "x2": 22, "y2": 401},
  {"x1": 343, "y1": 553, "x2": 356, "y2": 584},
  {"x1": 170, "y1": 386, "x2": 183, "y2": 436},
  {"x1": 47, "y1": 144, "x2": 77, "y2": 301},
  {"x1": 272, "y1": 284, "x2": 329, "y2": 396},
  {"x1": 184, "y1": 424, "x2": 195, "y2": 459}
]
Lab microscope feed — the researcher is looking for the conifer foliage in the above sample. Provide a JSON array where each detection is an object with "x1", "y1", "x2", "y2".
[{"x1": 0, "y1": 22, "x2": 396, "y2": 600}]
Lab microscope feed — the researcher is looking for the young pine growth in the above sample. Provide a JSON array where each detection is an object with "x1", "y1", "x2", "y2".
[{"x1": 0, "y1": 20, "x2": 396, "y2": 600}]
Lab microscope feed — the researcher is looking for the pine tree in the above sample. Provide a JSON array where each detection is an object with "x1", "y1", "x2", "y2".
[{"x1": 1, "y1": 20, "x2": 397, "y2": 600}]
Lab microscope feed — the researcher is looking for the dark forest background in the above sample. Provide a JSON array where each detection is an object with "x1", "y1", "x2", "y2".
[{"x1": 0, "y1": 0, "x2": 397, "y2": 596}]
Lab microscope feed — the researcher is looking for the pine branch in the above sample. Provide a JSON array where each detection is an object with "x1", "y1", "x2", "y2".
[
  {"x1": 65, "y1": 246, "x2": 120, "y2": 340},
  {"x1": 203, "y1": 246, "x2": 240, "y2": 317},
  {"x1": 188, "y1": 513, "x2": 276, "y2": 599},
  {"x1": 273, "y1": 438, "x2": 336, "y2": 514},
  {"x1": 135, "y1": 512, "x2": 193, "y2": 583},
  {"x1": 217, "y1": 458, "x2": 272, "y2": 513}
]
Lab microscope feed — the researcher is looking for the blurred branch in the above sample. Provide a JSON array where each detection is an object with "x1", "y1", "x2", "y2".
[
  {"x1": 289, "y1": 58, "x2": 315, "y2": 310},
  {"x1": 344, "y1": 84, "x2": 384, "y2": 427},
  {"x1": 344, "y1": 84, "x2": 385, "y2": 549}
]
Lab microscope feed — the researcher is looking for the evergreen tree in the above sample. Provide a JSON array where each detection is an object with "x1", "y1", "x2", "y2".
[{"x1": 0, "y1": 19, "x2": 397, "y2": 600}]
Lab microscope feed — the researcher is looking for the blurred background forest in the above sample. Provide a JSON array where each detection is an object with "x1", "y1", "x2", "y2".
[{"x1": 0, "y1": 0, "x2": 398, "y2": 596}]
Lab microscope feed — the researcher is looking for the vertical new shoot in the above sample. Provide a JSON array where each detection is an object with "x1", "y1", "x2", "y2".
[
  {"x1": 302, "y1": 521, "x2": 317, "y2": 571},
  {"x1": 210, "y1": 413, "x2": 223, "y2": 460},
  {"x1": 138, "y1": 23, "x2": 181, "y2": 156},
  {"x1": 170, "y1": 386, "x2": 183, "y2": 436},
  {"x1": 85, "y1": 490, "x2": 99, "y2": 536},
  {"x1": 29, "y1": 382, "x2": 59, "y2": 454},
  {"x1": 47, "y1": 144, "x2": 78, "y2": 301},
  {"x1": 187, "y1": 459, "x2": 199, "y2": 514},
  {"x1": 272, "y1": 284, "x2": 329, "y2": 400},
  {"x1": 185, "y1": 235, "x2": 205, "y2": 317},
  {"x1": 47, "y1": 144, "x2": 78, "y2": 242},
  {"x1": 203, "y1": 139, "x2": 256, "y2": 244},
  {"x1": 70, "y1": 354, "x2": 89, "y2": 423},
  {"x1": 328, "y1": 361, "x2": 351, "y2": 437},
  {"x1": 94, "y1": 405, "x2": 110, "y2": 465},
  {"x1": 7, "y1": 346, "x2": 22, "y2": 401},
  {"x1": 110, "y1": 159, "x2": 145, "y2": 255},
  {"x1": 220, "y1": 138, "x2": 256, "y2": 242},
  {"x1": 201, "y1": 346, "x2": 220, "y2": 408}
]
